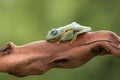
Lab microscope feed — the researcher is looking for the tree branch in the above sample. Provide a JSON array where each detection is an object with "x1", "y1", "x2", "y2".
[{"x1": 0, "y1": 30, "x2": 120, "y2": 77}]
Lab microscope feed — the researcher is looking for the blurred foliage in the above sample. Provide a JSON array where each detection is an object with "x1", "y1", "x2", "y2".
[{"x1": 0, "y1": 0, "x2": 120, "y2": 80}]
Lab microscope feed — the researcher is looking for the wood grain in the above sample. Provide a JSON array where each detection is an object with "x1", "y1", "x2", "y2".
[{"x1": 0, "y1": 30, "x2": 120, "y2": 77}]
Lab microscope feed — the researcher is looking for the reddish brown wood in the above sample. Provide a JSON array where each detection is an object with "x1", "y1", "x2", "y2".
[{"x1": 0, "y1": 30, "x2": 120, "y2": 77}]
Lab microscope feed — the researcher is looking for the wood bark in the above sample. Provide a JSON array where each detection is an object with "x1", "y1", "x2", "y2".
[{"x1": 0, "y1": 30, "x2": 120, "y2": 77}]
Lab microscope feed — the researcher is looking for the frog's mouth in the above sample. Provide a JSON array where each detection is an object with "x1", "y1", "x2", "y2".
[{"x1": 46, "y1": 38, "x2": 57, "y2": 42}]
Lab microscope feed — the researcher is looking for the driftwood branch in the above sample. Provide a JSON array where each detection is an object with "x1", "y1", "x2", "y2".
[{"x1": 0, "y1": 30, "x2": 120, "y2": 77}]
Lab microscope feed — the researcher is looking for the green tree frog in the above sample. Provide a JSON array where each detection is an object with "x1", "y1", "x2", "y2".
[{"x1": 45, "y1": 22, "x2": 92, "y2": 44}]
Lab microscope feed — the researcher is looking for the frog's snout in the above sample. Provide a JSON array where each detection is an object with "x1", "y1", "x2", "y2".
[
  {"x1": 45, "y1": 35, "x2": 52, "y2": 41},
  {"x1": 45, "y1": 36, "x2": 49, "y2": 40}
]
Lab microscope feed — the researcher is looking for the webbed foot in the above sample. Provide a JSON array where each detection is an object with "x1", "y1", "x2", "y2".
[
  {"x1": 70, "y1": 40, "x2": 75, "y2": 45},
  {"x1": 56, "y1": 40, "x2": 60, "y2": 45}
]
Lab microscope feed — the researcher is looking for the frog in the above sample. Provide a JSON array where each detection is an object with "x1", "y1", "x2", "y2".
[{"x1": 45, "y1": 22, "x2": 92, "y2": 44}]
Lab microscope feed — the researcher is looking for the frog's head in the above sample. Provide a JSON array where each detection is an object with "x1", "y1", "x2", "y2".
[{"x1": 45, "y1": 28, "x2": 62, "y2": 41}]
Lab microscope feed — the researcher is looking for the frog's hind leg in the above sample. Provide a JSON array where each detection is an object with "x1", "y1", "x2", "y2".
[
  {"x1": 71, "y1": 30, "x2": 86, "y2": 44},
  {"x1": 70, "y1": 32, "x2": 80, "y2": 45},
  {"x1": 71, "y1": 32, "x2": 79, "y2": 43},
  {"x1": 71, "y1": 27, "x2": 91, "y2": 44}
]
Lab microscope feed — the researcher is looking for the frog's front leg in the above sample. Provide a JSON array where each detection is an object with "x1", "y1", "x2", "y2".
[
  {"x1": 60, "y1": 30, "x2": 74, "y2": 41},
  {"x1": 56, "y1": 40, "x2": 61, "y2": 45},
  {"x1": 54, "y1": 38, "x2": 61, "y2": 45}
]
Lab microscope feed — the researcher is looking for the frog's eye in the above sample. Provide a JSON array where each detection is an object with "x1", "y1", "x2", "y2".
[{"x1": 51, "y1": 29, "x2": 57, "y2": 35}]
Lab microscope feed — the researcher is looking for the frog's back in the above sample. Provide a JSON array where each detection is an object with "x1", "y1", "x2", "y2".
[
  {"x1": 57, "y1": 22, "x2": 91, "y2": 31},
  {"x1": 65, "y1": 22, "x2": 83, "y2": 28}
]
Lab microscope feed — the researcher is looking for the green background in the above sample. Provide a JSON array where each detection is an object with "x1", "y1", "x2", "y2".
[{"x1": 0, "y1": 0, "x2": 120, "y2": 80}]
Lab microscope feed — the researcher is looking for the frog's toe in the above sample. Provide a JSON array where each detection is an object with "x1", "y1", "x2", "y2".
[
  {"x1": 56, "y1": 40, "x2": 60, "y2": 45},
  {"x1": 70, "y1": 40, "x2": 75, "y2": 45}
]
